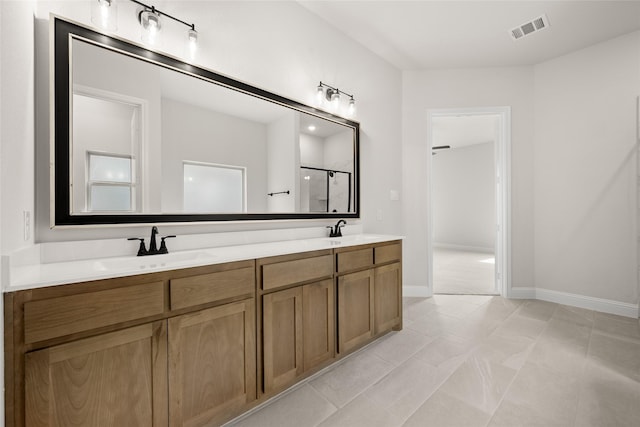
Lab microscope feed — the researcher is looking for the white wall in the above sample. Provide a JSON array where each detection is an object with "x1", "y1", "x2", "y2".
[
  {"x1": 402, "y1": 67, "x2": 535, "y2": 293},
  {"x1": 300, "y1": 133, "x2": 324, "y2": 167},
  {"x1": 267, "y1": 112, "x2": 298, "y2": 212},
  {"x1": 432, "y1": 142, "x2": 495, "y2": 251},
  {"x1": 533, "y1": 31, "x2": 640, "y2": 305},
  {"x1": 161, "y1": 98, "x2": 268, "y2": 213},
  {"x1": 1, "y1": 1, "x2": 36, "y2": 423},
  {"x1": 1, "y1": 0, "x2": 35, "y2": 254},
  {"x1": 25, "y1": 0, "x2": 402, "y2": 243}
]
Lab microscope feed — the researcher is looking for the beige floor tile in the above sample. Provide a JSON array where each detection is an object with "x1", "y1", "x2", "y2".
[
  {"x1": 403, "y1": 298, "x2": 438, "y2": 321},
  {"x1": 433, "y1": 300, "x2": 484, "y2": 319},
  {"x1": 433, "y1": 248, "x2": 496, "y2": 295},
  {"x1": 230, "y1": 384, "x2": 336, "y2": 427},
  {"x1": 472, "y1": 333, "x2": 535, "y2": 370},
  {"x1": 587, "y1": 331, "x2": 640, "y2": 381},
  {"x1": 516, "y1": 299, "x2": 557, "y2": 321},
  {"x1": 405, "y1": 310, "x2": 465, "y2": 338},
  {"x1": 575, "y1": 361, "x2": 640, "y2": 427},
  {"x1": 368, "y1": 329, "x2": 435, "y2": 366},
  {"x1": 412, "y1": 334, "x2": 477, "y2": 371},
  {"x1": 309, "y1": 350, "x2": 395, "y2": 408},
  {"x1": 552, "y1": 304, "x2": 595, "y2": 327},
  {"x1": 364, "y1": 356, "x2": 453, "y2": 422},
  {"x1": 488, "y1": 399, "x2": 565, "y2": 427},
  {"x1": 593, "y1": 312, "x2": 640, "y2": 342},
  {"x1": 318, "y1": 394, "x2": 403, "y2": 427},
  {"x1": 527, "y1": 336, "x2": 588, "y2": 376},
  {"x1": 492, "y1": 315, "x2": 547, "y2": 340},
  {"x1": 539, "y1": 317, "x2": 591, "y2": 348},
  {"x1": 499, "y1": 362, "x2": 580, "y2": 426},
  {"x1": 437, "y1": 354, "x2": 517, "y2": 414},
  {"x1": 403, "y1": 390, "x2": 492, "y2": 427}
]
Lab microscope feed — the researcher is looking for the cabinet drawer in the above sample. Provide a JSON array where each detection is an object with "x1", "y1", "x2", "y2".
[
  {"x1": 262, "y1": 255, "x2": 333, "y2": 291},
  {"x1": 375, "y1": 243, "x2": 401, "y2": 264},
  {"x1": 170, "y1": 266, "x2": 255, "y2": 310},
  {"x1": 24, "y1": 282, "x2": 165, "y2": 344},
  {"x1": 336, "y1": 248, "x2": 373, "y2": 273}
]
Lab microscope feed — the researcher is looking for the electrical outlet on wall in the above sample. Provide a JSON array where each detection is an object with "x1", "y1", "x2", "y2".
[{"x1": 23, "y1": 211, "x2": 30, "y2": 241}]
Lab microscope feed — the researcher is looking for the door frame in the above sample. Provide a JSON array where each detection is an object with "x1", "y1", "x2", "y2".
[{"x1": 426, "y1": 107, "x2": 512, "y2": 296}]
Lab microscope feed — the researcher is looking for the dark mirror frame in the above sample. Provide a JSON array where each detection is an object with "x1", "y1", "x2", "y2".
[{"x1": 52, "y1": 16, "x2": 360, "y2": 227}]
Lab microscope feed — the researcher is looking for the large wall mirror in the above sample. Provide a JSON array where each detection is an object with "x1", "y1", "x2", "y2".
[{"x1": 52, "y1": 17, "x2": 359, "y2": 226}]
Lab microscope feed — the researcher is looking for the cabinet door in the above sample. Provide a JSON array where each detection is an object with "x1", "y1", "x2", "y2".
[
  {"x1": 168, "y1": 300, "x2": 256, "y2": 427},
  {"x1": 302, "y1": 279, "x2": 335, "y2": 371},
  {"x1": 25, "y1": 322, "x2": 167, "y2": 427},
  {"x1": 262, "y1": 287, "x2": 303, "y2": 393},
  {"x1": 374, "y1": 263, "x2": 402, "y2": 334},
  {"x1": 337, "y1": 269, "x2": 374, "y2": 354}
]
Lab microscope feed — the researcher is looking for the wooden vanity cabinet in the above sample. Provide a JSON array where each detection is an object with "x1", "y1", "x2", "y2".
[
  {"x1": 6, "y1": 240, "x2": 402, "y2": 426},
  {"x1": 335, "y1": 241, "x2": 402, "y2": 355},
  {"x1": 168, "y1": 299, "x2": 255, "y2": 427},
  {"x1": 25, "y1": 321, "x2": 168, "y2": 427},
  {"x1": 6, "y1": 260, "x2": 256, "y2": 427},
  {"x1": 258, "y1": 250, "x2": 335, "y2": 396}
]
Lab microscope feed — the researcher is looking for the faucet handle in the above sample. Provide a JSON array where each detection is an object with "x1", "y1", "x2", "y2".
[
  {"x1": 158, "y1": 235, "x2": 176, "y2": 254},
  {"x1": 127, "y1": 237, "x2": 147, "y2": 256},
  {"x1": 326, "y1": 226, "x2": 335, "y2": 237}
]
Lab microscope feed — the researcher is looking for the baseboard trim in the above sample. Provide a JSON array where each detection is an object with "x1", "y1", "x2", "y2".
[
  {"x1": 433, "y1": 243, "x2": 494, "y2": 254},
  {"x1": 403, "y1": 285, "x2": 638, "y2": 318},
  {"x1": 403, "y1": 286, "x2": 430, "y2": 298},
  {"x1": 508, "y1": 287, "x2": 536, "y2": 299},
  {"x1": 535, "y1": 288, "x2": 638, "y2": 318}
]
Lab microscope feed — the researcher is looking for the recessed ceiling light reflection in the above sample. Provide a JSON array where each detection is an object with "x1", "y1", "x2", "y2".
[{"x1": 307, "y1": 125, "x2": 316, "y2": 132}]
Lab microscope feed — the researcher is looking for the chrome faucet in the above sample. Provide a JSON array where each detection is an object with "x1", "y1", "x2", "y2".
[
  {"x1": 128, "y1": 226, "x2": 176, "y2": 256},
  {"x1": 327, "y1": 220, "x2": 346, "y2": 238}
]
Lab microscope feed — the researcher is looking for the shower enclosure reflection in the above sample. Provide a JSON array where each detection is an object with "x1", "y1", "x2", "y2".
[{"x1": 300, "y1": 167, "x2": 352, "y2": 212}]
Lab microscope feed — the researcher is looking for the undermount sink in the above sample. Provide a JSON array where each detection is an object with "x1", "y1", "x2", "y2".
[
  {"x1": 93, "y1": 251, "x2": 215, "y2": 271},
  {"x1": 323, "y1": 234, "x2": 385, "y2": 245}
]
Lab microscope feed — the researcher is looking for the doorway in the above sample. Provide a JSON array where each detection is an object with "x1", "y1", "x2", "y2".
[{"x1": 427, "y1": 107, "x2": 511, "y2": 296}]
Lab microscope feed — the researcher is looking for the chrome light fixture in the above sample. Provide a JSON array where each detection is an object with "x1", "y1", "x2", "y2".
[
  {"x1": 139, "y1": 6, "x2": 161, "y2": 45},
  {"x1": 315, "y1": 81, "x2": 356, "y2": 117},
  {"x1": 131, "y1": 0, "x2": 198, "y2": 57},
  {"x1": 91, "y1": 0, "x2": 117, "y2": 31},
  {"x1": 187, "y1": 25, "x2": 198, "y2": 59}
]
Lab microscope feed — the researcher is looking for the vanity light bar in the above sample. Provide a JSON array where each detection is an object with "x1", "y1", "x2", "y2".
[
  {"x1": 316, "y1": 81, "x2": 356, "y2": 116},
  {"x1": 129, "y1": 0, "x2": 198, "y2": 50}
]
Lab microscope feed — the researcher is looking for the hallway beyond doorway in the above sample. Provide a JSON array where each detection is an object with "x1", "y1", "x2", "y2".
[{"x1": 433, "y1": 247, "x2": 497, "y2": 295}]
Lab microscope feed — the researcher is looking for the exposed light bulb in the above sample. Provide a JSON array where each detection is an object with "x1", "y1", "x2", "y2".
[
  {"x1": 140, "y1": 8, "x2": 162, "y2": 45},
  {"x1": 330, "y1": 89, "x2": 340, "y2": 110},
  {"x1": 186, "y1": 27, "x2": 198, "y2": 60},
  {"x1": 316, "y1": 83, "x2": 324, "y2": 105},
  {"x1": 91, "y1": 0, "x2": 117, "y2": 31},
  {"x1": 348, "y1": 97, "x2": 356, "y2": 116}
]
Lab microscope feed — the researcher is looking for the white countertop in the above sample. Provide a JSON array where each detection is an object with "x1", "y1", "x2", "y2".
[{"x1": 5, "y1": 234, "x2": 402, "y2": 292}]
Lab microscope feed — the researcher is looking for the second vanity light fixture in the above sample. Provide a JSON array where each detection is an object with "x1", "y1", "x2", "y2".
[{"x1": 316, "y1": 81, "x2": 356, "y2": 116}]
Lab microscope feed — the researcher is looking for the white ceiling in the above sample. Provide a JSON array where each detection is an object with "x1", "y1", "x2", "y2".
[{"x1": 298, "y1": 1, "x2": 640, "y2": 70}]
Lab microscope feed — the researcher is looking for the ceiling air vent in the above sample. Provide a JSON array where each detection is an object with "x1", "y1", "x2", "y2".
[{"x1": 509, "y1": 14, "x2": 550, "y2": 40}]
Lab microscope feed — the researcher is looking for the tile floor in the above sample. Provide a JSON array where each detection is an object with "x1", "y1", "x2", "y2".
[
  {"x1": 433, "y1": 248, "x2": 496, "y2": 295},
  {"x1": 227, "y1": 295, "x2": 640, "y2": 427}
]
